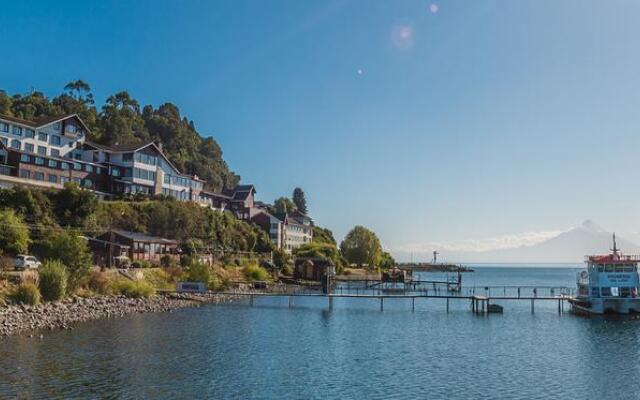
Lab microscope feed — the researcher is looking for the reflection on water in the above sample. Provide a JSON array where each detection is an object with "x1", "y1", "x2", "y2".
[{"x1": 1, "y1": 267, "x2": 640, "y2": 399}]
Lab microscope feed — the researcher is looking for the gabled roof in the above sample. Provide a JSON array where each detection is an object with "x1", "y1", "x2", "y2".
[
  {"x1": 0, "y1": 113, "x2": 91, "y2": 133},
  {"x1": 84, "y1": 140, "x2": 204, "y2": 182},
  {"x1": 223, "y1": 184, "x2": 255, "y2": 198},
  {"x1": 109, "y1": 230, "x2": 177, "y2": 244}
]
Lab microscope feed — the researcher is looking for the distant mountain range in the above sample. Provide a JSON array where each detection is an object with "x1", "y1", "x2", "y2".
[{"x1": 401, "y1": 220, "x2": 640, "y2": 264}]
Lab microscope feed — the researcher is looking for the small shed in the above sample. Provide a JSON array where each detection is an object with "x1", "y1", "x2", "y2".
[
  {"x1": 294, "y1": 258, "x2": 336, "y2": 281},
  {"x1": 382, "y1": 266, "x2": 410, "y2": 283}
]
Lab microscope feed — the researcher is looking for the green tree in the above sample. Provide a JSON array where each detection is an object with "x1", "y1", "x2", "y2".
[
  {"x1": 100, "y1": 91, "x2": 149, "y2": 145},
  {"x1": 40, "y1": 229, "x2": 92, "y2": 290},
  {"x1": 0, "y1": 209, "x2": 30, "y2": 255},
  {"x1": 292, "y1": 187, "x2": 308, "y2": 215},
  {"x1": 273, "y1": 197, "x2": 296, "y2": 215},
  {"x1": 312, "y1": 226, "x2": 336, "y2": 246},
  {"x1": 379, "y1": 251, "x2": 396, "y2": 270},
  {"x1": 340, "y1": 226, "x2": 383, "y2": 268},
  {"x1": 53, "y1": 183, "x2": 98, "y2": 227},
  {"x1": 294, "y1": 242, "x2": 343, "y2": 268},
  {"x1": 272, "y1": 248, "x2": 291, "y2": 269}
]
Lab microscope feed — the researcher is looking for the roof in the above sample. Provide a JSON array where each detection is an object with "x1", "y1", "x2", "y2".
[
  {"x1": 223, "y1": 184, "x2": 256, "y2": 199},
  {"x1": 84, "y1": 141, "x2": 204, "y2": 182},
  {"x1": 0, "y1": 113, "x2": 91, "y2": 133},
  {"x1": 109, "y1": 230, "x2": 177, "y2": 244},
  {"x1": 84, "y1": 140, "x2": 156, "y2": 153}
]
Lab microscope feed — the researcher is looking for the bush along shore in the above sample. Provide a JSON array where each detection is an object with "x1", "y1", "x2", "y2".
[{"x1": 0, "y1": 292, "x2": 239, "y2": 337}]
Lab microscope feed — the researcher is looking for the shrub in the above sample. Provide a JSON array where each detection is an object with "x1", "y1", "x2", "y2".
[
  {"x1": 113, "y1": 280, "x2": 155, "y2": 298},
  {"x1": 39, "y1": 228, "x2": 92, "y2": 290},
  {"x1": 38, "y1": 260, "x2": 68, "y2": 301},
  {"x1": 87, "y1": 271, "x2": 111, "y2": 294},
  {"x1": 160, "y1": 255, "x2": 173, "y2": 268},
  {"x1": 243, "y1": 263, "x2": 270, "y2": 282},
  {"x1": 185, "y1": 262, "x2": 212, "y2": 286},
  {"x1": 10, "y1": 283, "x2": 41, "y2": 306},
  {"x1": 164, "y1": 266, "x2": 183, "y2": 282}
]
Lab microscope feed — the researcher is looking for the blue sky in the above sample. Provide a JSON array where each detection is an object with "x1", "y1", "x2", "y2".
[{"x1": 2, "y1": 0, "x2": 640, "y2": 260}]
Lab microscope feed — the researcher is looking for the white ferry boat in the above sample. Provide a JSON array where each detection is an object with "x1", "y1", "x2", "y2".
[{"x1": 570, "y1": 234, "x2": 640, "y2": 315}]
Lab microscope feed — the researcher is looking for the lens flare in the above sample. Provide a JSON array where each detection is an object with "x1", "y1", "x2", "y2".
[
  {"x1": 429, "y1": 3, "x2": 439, "y2": 13},
  {"x1": 391, "y1": 25, "x2": 414, "y2": 50}
]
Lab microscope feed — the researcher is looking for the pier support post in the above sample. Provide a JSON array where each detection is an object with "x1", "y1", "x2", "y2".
[
  {"x1": 380, "y1": 297, "x2": 384, "y2": 312},
  {"x1": 329, "y1": 296, "x2": 333, "y2": 310},
  {"x1": 531, "y1": 298, "x2": 534, "y2": 314},
  {"x1": 250, "y1": 295, "x2": 254, "y2": 307},
  {"x1": 558, "y1": 299, "x2": 561, "y2": 314},
  {"x1": 412, "y1": 297, "x2": 415, "y2": 312},
  {"x1": 289, "y1": 296, "x2": 293, "y2": 308},
  {"x1": 446, "y1": 298, "x2": 450, "y2": 313}
]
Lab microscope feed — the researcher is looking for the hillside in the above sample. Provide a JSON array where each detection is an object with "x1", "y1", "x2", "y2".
[{"x1": 0, "y1": 81, "x2": 239, "y2": 191}]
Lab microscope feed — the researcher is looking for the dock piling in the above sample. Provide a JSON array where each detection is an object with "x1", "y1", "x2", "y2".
[{"x1": 380, "y1": 297, "x2": 384, "y2": 312}]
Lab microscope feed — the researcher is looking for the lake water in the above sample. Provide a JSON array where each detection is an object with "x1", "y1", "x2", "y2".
[{"x1": 2, "y1": 266, "x2": 640, "y2": 399}]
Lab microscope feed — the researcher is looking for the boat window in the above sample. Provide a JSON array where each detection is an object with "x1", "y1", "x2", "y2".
[
  {"x1": 623, "y1": 266, "x2": 634, "y2": 272},
  {"x1": 620, "y1": 287, "x2": 631, "y2": 298},
  {"x1": 615, "y1": 265, "x2": 624, "y2": 273},
  {"x1": 605, "y1": 265, "x2": 614, "y2": 272},
  {"x1": 590, "y1": 287, "x2": 599, "y2": 297},
  {"x1": 601, "y1": 287, "x2": 612, "y2": 297},
  {"x1": 611, "y1": 287, "x2": 619, "y2": 297},
  {"x1": 597, "y1": 265, "x2": 604, "y2": 272}
]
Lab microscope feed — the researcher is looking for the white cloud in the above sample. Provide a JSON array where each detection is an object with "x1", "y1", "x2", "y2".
[{"x1": 396, "y1": 229, "x2": 567, "y2": 253}]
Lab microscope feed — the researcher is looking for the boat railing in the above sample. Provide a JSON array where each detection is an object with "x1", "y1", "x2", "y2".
[{"x1": 585, "y1": 254, "x2": 640, "y2": 262}]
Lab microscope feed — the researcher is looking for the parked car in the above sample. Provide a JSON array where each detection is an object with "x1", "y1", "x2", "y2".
[{"x1": 15, "y1": 255, "x2": 41, "y2": 271}]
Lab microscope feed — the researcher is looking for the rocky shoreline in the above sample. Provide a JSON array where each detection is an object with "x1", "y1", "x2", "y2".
[{"x1": 0, "y1": 292, "x2": 238, "y2": 337}]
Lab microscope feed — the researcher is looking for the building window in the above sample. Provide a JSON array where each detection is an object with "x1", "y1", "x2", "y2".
[
  {"x1": 19, "y1": 169, "x2": 30, "y2": 179},
  {"x1": 50, "y1": 148, "x2": 60, "y2": 157},
  {"x1": 65, "y1": 124, "x2": 76, "y2": 134},
  {"x1": 25, "y1": 143, "x2": 34, "y2": 153},
  {"x1": 72, "y1": 177, "x2": 81, "y2": 184},
  {"x1": 10, "y1": 139, "x2": 20, "y2": 150},
  {"x1": 61, "y1": 162, "x2": 69, "y2": 170},
  {"x1": 85, "y1": 165, "x2": 93, "y2": 173},
  {"x1": 38, "y1": 132, "x2": 48, "y2": 141},
  {"x1": 53, "y1": 122, "x2": 61, "y2": 131},
  {"x1": 60, "y1": 176, "x2": 70, "y2": 185},
  {"x1": 48, "y1": 159, "x2": 58, "y2": 168},
  {"x1": 82, "y1": 179, "x2": 93, "y2": 188},
  {"x1": 25, "y1": 129, "x2": 35, "y2": 138},
  {"x1": 12, "y1": 126, "x2": 22, "y2": 136},
  {"x1": 111, "y1": 168, "x2": 120, "y2": 177},
  {"x1": 35, "y1": 157, "x2": 44, "y2": 165},
  {"x1": 50, "y1": 135, "x2": 61, "y2": 145},
  {"x1": 73, "y1": 162, "x2": 81, "y2": 170},
  {"x1": 122, "y1": 153, "x2": 133, "y2": 162},
  {"x1": 20, "y1": 154, "x2": 30, "y2": 163},
  {"x1": 48, "y1": 174, "x2": 58, "y2": 183},
  {"x1": 37, "y1": 146, "x2": 46, "y2": 156},
  {"x1": 0, "y1": 123, "x2": 8, "y2": 132},
  {"x1": 96, "y1": 167, "x2": 102, "y2": 175},
  {"x1": 34, "y1": 171, "x2": 44, "y2": 181},
  {"x1": 0, "y1": 137, "x2": 7, "y2": 146}
]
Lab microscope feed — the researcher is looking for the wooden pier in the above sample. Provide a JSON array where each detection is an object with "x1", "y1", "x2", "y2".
[{"x1": 210, "y1": 288, "x2": 572, "y2": 314}]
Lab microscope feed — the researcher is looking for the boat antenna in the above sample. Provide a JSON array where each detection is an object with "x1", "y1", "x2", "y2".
[
  {"x1": 432, "y1": 250, "x2": 439, "y2": 264},
  {"x1": 611, "y1": 233, "x2": 619, "y2": 255}
]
